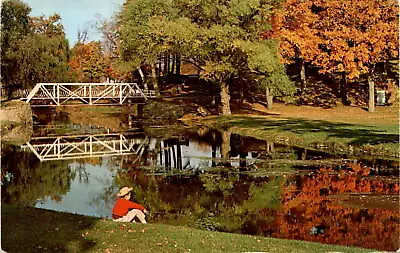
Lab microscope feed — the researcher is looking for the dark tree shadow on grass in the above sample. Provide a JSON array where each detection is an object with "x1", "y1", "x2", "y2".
[
  {"x1": 223, "y1": 116, "x2": 399, "y2": 146},
  {"x1": 2, "y1": 205, "x2": 97, "y2": 253}
]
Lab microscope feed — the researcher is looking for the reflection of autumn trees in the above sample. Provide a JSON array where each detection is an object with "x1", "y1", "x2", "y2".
[
  {"x1": 270, "y1": 164, "x2": 399, "y2": 251},
  {"x1": 117, "y1": 163, "x2": 398, "y2": 251}
]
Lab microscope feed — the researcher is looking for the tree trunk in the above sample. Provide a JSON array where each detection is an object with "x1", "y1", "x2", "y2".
[
  {"x1": 171, "y1": 54, "x2": 175, "y2": 75},
  {"x1": 220, "y1": 80, "x2": 231, "y2": 115},
  {"x1": 167, "y1": 54, "x2": 170, "y2": 75},
  {"x1": 151, "y1": 64, "x2": 159, "y2": 95},
  {"x1": 177, "y1": 140, "x2": 182, "y2": 170},
  {"x1": 239, "y1": 152, "x2": 247, "y2": 168},
  {"x1": 159, "y1": 140, "x2": 163, "y2": 166},
  {"x1": 220, "y1": 129, "x2": 231, "y2": 166},
  {"x1": 340, "y1": 73, "x2": 349, "y2": 105},
  {"x1": 368, "y1": 76, "x2": 375, "y2": 112},
  {"x1": 265, "y1": 87, "x2": 273, "y2": 109},
  {"x1": 158, "y1": 57, "x2": 162, "y2": 77},
  {"x1": 7, "y1": 86, "x2": 13, "y2": 100},
  {"x1": 137, "y1": 66, "x2": 147, "y2": 89},
  {"x1": 164, "y1": 141, "x2": 170, "y2": 168},
  {"x1": 211, "y1": 144, "x2": 217, "y2": 167},
  {"x1": 176, "y1": 54, "x2": 181, "y2": 76},
  {"x1": 266, "y1": 141, "x2": 274, "y2": 153},
  {"x1": 300, "y1": 61, "x2": 307, "y2": 93},
  {"x1": 163, "y1": 54, "x2": 168, "y2": 75},
  {"x1": 239, "y1": 80, "x2": 244, "y2": 104},
  {"x1": 171, "y1": 144, "x2": 176, "y2": 168}
]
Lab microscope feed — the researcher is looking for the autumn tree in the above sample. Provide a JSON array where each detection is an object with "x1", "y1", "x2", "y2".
[
  {"x1": 30, "y1": 14, "x2": 65, "y2": 37},
  {"x1": 69, "y1": 41, "x2": 107, "y2": 82},
  {"x1": 277, "y1": 0, "x2": 399, "y2": 110},
  {"x1": 118, "y1": 0, "x2": 294, "y2": 114},
  {"x1": 272, "y1": 0, "x2": 319, "y2": 91}
]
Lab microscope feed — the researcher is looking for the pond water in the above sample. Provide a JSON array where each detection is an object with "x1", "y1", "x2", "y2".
[{"x1": 1, "y1": 107, "x2": 399, "y2": 251}]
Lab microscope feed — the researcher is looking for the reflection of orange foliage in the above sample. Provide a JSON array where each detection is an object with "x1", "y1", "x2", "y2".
[
  {"x1": 346, "y1": 163, "x2": 370, "y2": 176},
  {"x1": 270, "y1": 164, "x2": 399, "y2": 251},
  {"x1": 104, "y1": 61, "x2": 132, "y2": 81},
  {"x1": 51, "y1": 195, "x2": 62, "y2": 202},
  {"x1": 78, "y1": 157, "x2": 102, "y2": 166}
]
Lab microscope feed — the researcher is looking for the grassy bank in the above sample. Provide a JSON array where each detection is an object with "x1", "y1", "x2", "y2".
[
  {"x1": 193, "y1": 107, "x2": 399, "y2": 158},
  {"x1": 2, "y1": 204, "x2": 372, "y2": 253}
]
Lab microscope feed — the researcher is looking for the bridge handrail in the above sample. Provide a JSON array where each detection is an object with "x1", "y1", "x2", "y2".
[{"x1": 24, "y1": 83, "x2": 157, "y2": 105}]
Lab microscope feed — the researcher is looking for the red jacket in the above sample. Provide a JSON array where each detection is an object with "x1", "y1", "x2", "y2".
[{"x1": 112, "y1": 198, "x2": 145, "y2": 218}]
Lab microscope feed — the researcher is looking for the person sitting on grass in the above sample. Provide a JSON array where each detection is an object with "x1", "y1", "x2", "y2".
[{"x1": 112, "y1": 186, "x2": 148, "y2": 223}]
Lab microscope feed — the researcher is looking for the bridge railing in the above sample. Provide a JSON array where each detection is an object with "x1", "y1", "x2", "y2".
[
  {"x1": 21, "y1": 133, "x2": 149, "y2": 161},
  {"x1": 23, "y1": 83, "x2": 157, "y2": 106}
]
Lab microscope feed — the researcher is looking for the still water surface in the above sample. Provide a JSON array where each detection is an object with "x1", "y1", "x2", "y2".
[{"x1": 1, "y1": 108, "x2": 399, "y2": 251}]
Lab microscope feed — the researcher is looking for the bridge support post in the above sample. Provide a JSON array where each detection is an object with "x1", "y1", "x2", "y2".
[
  {"x1": 119, "y1": 84, "x2": 123, "y2": 104},
  {"x1": 89, "y1": 84, "x2": 92, "y2": 105},
  {"x1": 57, "y1": 84, "x2": 60, "y2": 106}
]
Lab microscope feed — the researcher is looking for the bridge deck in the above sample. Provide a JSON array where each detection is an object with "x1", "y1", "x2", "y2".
[{"x1": 23, "y1": 83, "x2": 156, "y2": 106}]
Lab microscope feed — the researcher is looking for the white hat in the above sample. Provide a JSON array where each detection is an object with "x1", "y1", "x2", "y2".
[{"x1": 117, "y1": 186, "x2": 133, "y2": 197}]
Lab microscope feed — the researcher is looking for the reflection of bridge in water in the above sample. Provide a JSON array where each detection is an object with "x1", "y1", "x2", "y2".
[
  {"x1": 21, "y1": 133, "x2": 149, "y2": 161},
  {"x1": 23, "y1": 83, "x2": 156, "y2": 106},
  {"x1": 21, "y1": 132, "x2": 257, "y2": 169}
]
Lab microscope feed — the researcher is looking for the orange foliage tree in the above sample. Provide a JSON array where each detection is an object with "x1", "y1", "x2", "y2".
[
  {"x1": 68, "y1": 41, "x2": 107, "y2": 82},
  {"x1": 276, "y1": 0, "x2": 399, "y2": 106},
  {"x1": 30, "y1": 14, "x2": 65, "y2": 38}
]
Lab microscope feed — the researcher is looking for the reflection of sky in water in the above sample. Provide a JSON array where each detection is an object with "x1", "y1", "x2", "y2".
[
  {"x1": 150, "y1": 138, "x2": 254, "y2": 169},
  {"x1": 180, "y1": 141, "x2": 217, "y2": 169},
  {"x1": 35, "y1": 159, "x2": 118, "y2": 218},
  {"x1": 32, "y1": 138, "x2": 254, "y2": 218},
  {"x1": 181, "y1": 142, "x2": 253, "y2": 168}
]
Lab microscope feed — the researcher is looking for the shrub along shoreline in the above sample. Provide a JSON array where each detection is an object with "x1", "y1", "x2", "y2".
[{"x1": 2, "y1": 204, "x2": 373, "y2": 253}]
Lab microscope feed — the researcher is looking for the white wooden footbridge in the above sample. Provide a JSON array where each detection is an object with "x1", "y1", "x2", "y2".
[
  {"x1": 21, "y1": 133, "x2": 149, "y2": 161},
  {"x1": 23, "y1": 83, "x2": 156, "y2": 106}
]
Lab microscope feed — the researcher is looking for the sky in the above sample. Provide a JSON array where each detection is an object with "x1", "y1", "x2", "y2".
[{"x1": 23, "y1": 0, "x2": 125, "y2": 46}]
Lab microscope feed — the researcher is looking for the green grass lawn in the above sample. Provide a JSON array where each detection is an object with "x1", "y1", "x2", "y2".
[
  {"x1": 2, "y1": 204, "x2": 372, "y2": 253},
  {"x1": 201, "y1": 115, "x2": 399, "y2": 158}
]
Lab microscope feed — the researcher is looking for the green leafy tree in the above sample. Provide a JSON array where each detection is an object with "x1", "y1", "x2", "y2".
[
  {"x1": 1, "y1": 1, "x2": 71, "y2": 97},
  {"x1": 1, "y1": 0, "x2": 31, "y2": 96},
  {"x1": 6, "y1": 32, "x2": 70, "y2": 87},
  {"x1": 118, "y1": 0, "x2": 294, "y2": 114}
]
